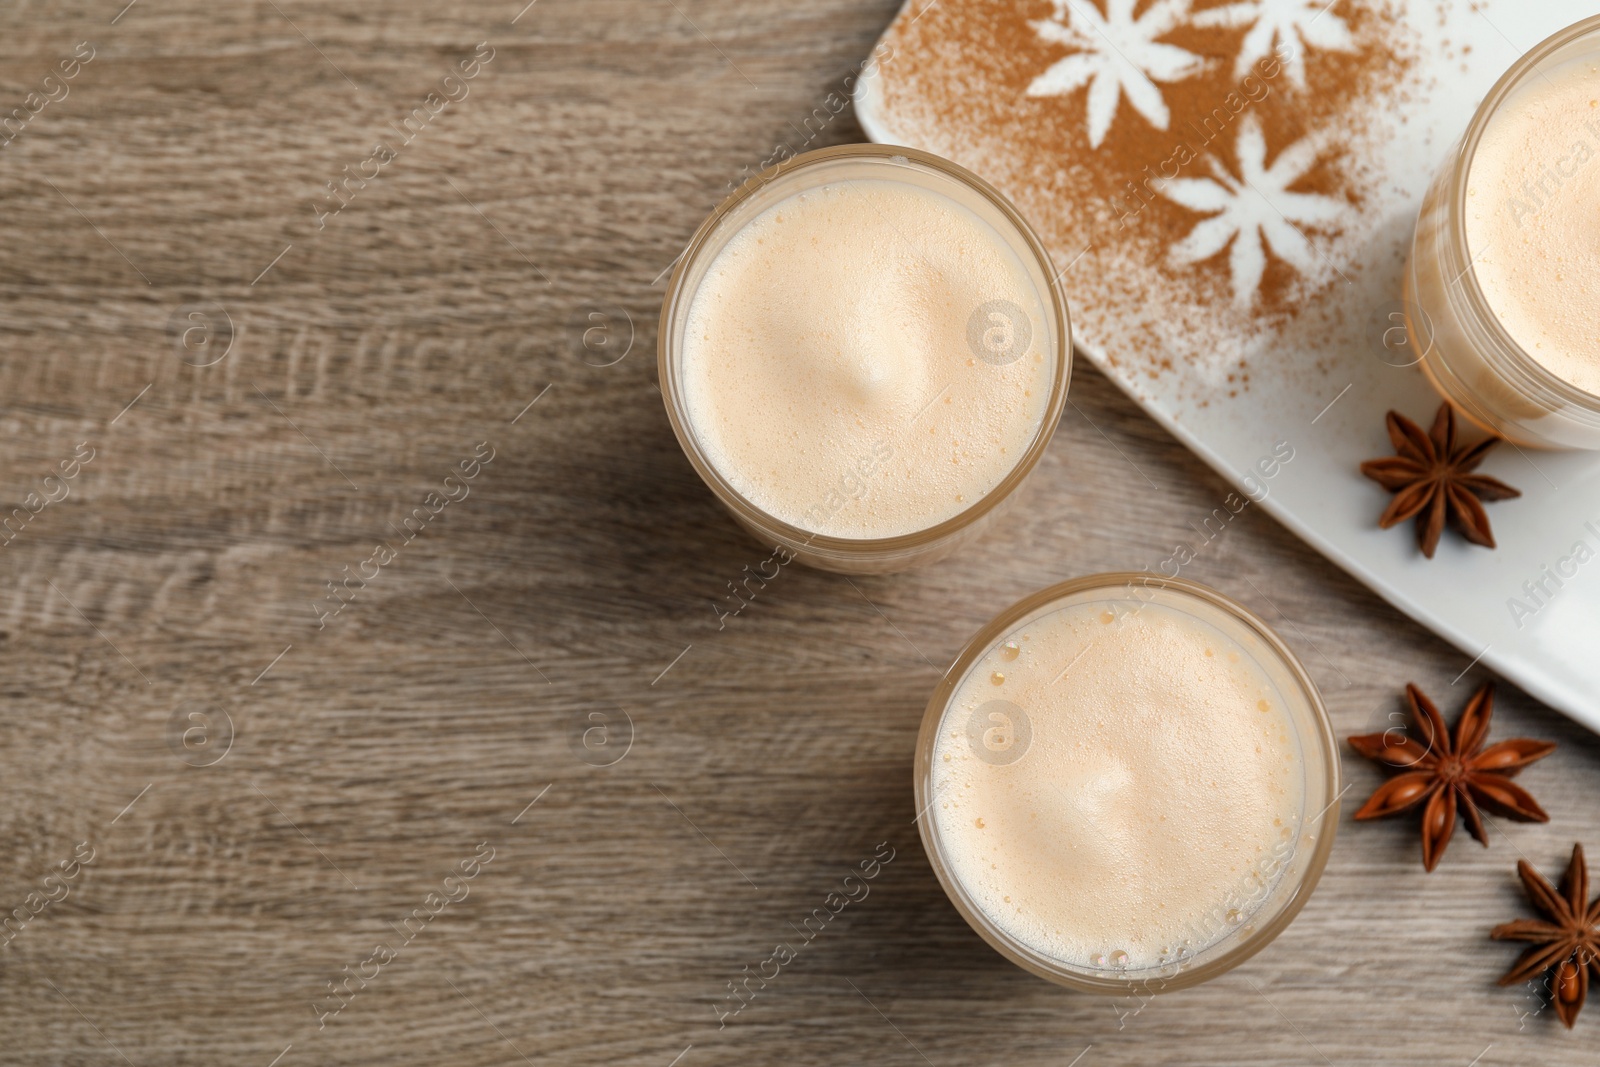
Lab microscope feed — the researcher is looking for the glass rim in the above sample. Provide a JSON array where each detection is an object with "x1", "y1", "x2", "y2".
[
  {"x1": 913, "y1": 572, "x2": 1341, "y2": 995},
  {"x1": 1445, "y1": 14, "x2": 1600, "y2": 414},
  {"x1": 656, "y1": 142, "x2": 1073, "y2": 555}
]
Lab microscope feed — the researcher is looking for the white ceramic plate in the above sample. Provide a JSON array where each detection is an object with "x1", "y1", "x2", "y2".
[{"x1": 857, "y1": 0, "x2": 1600, "y2": 732}]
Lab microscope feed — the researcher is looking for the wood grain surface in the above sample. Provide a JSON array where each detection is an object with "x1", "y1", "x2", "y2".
[{"x1": 0, "y1": 1, "x2": 1595, "y2": 1064}]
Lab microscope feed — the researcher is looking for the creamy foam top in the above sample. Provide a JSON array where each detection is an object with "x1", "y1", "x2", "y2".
[
  {"x1": 1466, "y1": 53, "x2": 1600, "y2": 395},
  {"x1": 930, "y1": 597, "x2": 1302, "y2": 970},
  {"x1": 679, "y1": 178, "x2": 1053, "y2": 539}
]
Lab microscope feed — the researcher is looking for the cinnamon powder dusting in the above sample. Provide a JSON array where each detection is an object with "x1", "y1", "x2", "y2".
[{"x1": 870, "y1": 0, "x2": 1420, "y2": 396}]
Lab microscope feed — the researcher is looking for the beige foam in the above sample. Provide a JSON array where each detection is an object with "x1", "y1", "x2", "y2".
[
  {"x1": 680, "y1": 179, "x2": 1053, "y2": 539},
  {"x1": 931, "y1": 599, "x2": 1302, "y2": 969},
  {"x1": 1467, "y1": 54, "x2": 1600, "y2": 396}
]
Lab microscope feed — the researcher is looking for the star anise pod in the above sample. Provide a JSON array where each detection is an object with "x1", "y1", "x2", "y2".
[
  {"x1": 1492, "y1": 844, "x2": 1600, "y2": 1028},
  {"x1": 1348, "y1": 681, "x2": 1554, "y2": 871},
  {"x1": 1359, "y1": 403, "x2": 1521, "y2": 558}
]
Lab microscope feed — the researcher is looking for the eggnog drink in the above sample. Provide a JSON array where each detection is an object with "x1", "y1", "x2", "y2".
[
  {"x1": 659, "y1": 146, "x2": 1071, "y2": 572},
  {"x1": 917, "y1": 576, "x2": 1337, "y2": 989}
]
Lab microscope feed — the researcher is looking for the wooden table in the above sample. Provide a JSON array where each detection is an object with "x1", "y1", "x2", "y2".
[{"x1": 2, "y1": 1, "x2": 1595, "y2": 1063}]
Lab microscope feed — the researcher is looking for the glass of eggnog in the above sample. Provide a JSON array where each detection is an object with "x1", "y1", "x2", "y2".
[
  {"x1": 659, "y1": 145, "x2": 1072, "y2": 573},
  {"x1": 1404, "y1": 16, "x2": 1600, "y2": 449},
  {"x1": 915, "y1": 574, "x2": 1339, "y2": 993}
]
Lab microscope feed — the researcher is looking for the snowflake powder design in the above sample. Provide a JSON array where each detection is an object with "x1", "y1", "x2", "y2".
[
  {"x1": 1192, "y1": 0, "x2": 1357, "y2": 89},
  {"x1": 1027, "y1": 0, "x2": 1207, "y2": 148},
  {"x1": 1158, "y1": 114, "x2": 1347, "y2": 306}
]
